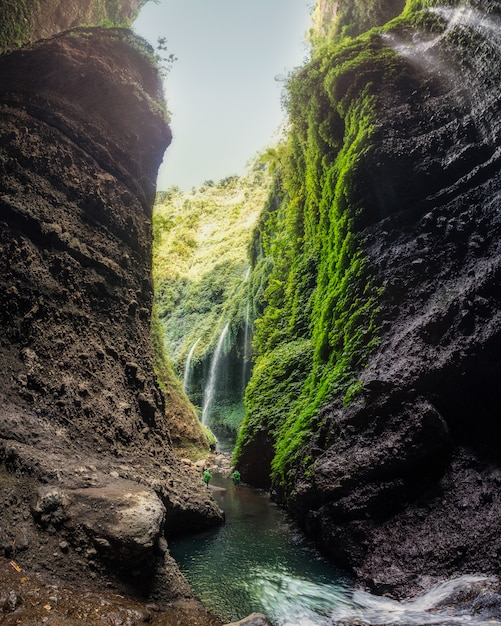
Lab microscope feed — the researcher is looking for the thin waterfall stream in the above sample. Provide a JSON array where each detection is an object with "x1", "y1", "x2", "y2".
[
  {"x1": 183, "y1": 337, "x2": 201, "y2": 392},
  {"x1": 241, "y1": 270, "x2": 251, "y2": 395},
  {"x1": 201, "y1": 323, "x2": 230, "y2": 427}
]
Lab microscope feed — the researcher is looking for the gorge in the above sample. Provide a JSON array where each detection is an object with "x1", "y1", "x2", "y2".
[{"x1": 1, "y1": 0, "x2": 501, "y2": 625}]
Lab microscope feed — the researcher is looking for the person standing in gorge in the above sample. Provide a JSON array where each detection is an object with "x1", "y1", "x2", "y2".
[{"x1": 203, "y1": 469, "x2": 212, "y2": 487}]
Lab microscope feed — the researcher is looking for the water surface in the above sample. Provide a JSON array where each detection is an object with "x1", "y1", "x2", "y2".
[
  {"x1": 169, "y1": 474, "x2": 351, "y2": 625},
  {"x1": 169, "y1": 474, "x2": 501, "y2": 626}
]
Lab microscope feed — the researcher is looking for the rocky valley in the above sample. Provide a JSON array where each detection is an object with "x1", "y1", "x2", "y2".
[{"x1": 1, "y1": 0, "x2": 501, "y2": 624}]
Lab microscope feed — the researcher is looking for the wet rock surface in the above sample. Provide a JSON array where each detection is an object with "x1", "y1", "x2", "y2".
[
  {"x1": 283, "y1": 0, "x2": 501, "y2": 598},
  {"x1": 225, "y1": 614, "x2": 273, "y2": 626},
  {"x1": 0, "y1": 26, "x2": 223, "y2": 612}
]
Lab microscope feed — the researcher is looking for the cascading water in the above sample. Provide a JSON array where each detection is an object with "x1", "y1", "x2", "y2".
[
  {"x1": 241, "y1": 267, "x2": 252, "y2": 394},
  {"x1": 241, "y1": 297, "x2": 251, "y2": 391},
  {"x1": 328, "y1": 575, "x2": 501, "y2": 625},
  {"x1": 380, "y1": 0, "x2": 501, "y2": 211},
  {"x1": 182, "y1": 337, "x2": 200, "y2": 392},
  {"x1": 201, "y1": 322, "x2": 229, "y2": 427},
  {"x1": 383, "y1": 3, "x2": 501, "y2": 126}
]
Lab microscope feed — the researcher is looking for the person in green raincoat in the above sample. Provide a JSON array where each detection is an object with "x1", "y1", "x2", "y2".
[{"x1": 203, "y1": 469, "x2": 212, "y2": 487}]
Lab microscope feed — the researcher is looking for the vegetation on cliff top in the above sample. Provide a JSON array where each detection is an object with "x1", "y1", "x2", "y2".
[
  {"x1": 0, "y1": 0, "x2": 153, "y2": 52},
  {"x1": 0, "y1": 0, "x2": 37, "y2": 51},
  {"x1": 152, "y1": 162, "x2": 271, "y2": 439},
  {"x1": 153, "y1": 162, "x2": 271, "y2": 366},
  {"x1": 309, "y1": 0, "x2": 406, "y2": 43}
]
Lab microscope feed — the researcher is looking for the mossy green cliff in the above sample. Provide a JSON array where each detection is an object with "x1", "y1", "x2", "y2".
[
  {"x1": 234, "y1": 1, "x2": 415, "y2": 487},
  {"x1": 235, "y1": 0, "x2": 501, "y2": 594}
]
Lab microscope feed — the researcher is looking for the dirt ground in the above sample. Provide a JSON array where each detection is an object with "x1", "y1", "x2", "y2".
[{"x1": 0, "y1": 557, "x2": 222, "y2": 626}]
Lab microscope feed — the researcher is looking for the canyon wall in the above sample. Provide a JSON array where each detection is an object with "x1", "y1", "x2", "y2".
[
  {"x1": 0, "y1": 24, "x2": 222, "y2": 601},
  {"x1": 237, "y1": 0, "x2": 501, "y2": 595},
  {"x1": 0, "y1": 0, "x2": 146, "y2": 51}
]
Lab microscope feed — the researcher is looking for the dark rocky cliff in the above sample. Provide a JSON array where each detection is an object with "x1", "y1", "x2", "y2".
[
  {"x1": 237, "y1": 0, "x2": 501, "y2": 597},
  {"x1": 0, "y1": 27, "x2": 223, "y2": 604}
]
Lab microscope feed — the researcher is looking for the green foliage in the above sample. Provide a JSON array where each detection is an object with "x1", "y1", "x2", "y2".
[
  {"x1": 214, "y1": 402, "x2": 246, "y2": 433},
  {"x1": 309, "y1": 0, "x2": 406, "y2": 44},
  {"x1": 153, "y1": 36, "x2": 177, "y2": 78},
  {"x1": 0, "y1": 0, "x2": 158, "y2": 52},
  {"x1": 202, "y1": 425, "x2": 217, "y2": 449},
  {"x1": 0, "y1": 0, "x2": 38, "y2": 51},
  {"x1": 152, "y1": 163, "x2": 271, "y2": 372},
  {"x1": 234, "y1": 339, "x2": 313, "y2": 461},
  {"x1": 150, "y1": 301, "x2": 186, "y2": 400},
  {"x1": 99, "y1": 0, "x2": 122, "y2": 24}
]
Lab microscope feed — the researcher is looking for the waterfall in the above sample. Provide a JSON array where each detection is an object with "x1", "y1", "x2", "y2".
[
  {"x1": 183, "y1": 337, "x2": 200, "y2": 392},
  {"x1": 242, "y1": 298, "x2": 251, "y2": 392},
  {"x1": 201, "y1": 323, "x2": 229, "y2": 427},
  {"x1": 383, "y1": 4, "x2": 501, "y2": 80},
  {"x1": 241, "y1": 267, "x2": 251, "y2": 393}
]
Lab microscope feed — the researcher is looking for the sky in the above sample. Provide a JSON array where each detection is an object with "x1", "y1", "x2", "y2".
[{"x1": 133, "y1": 0, "x2": 313, "y2": 191}]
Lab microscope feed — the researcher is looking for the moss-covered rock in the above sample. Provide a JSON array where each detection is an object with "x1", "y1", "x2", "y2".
[{"x1": 235, "y1": 0, "x2": 501, "y2": 596}]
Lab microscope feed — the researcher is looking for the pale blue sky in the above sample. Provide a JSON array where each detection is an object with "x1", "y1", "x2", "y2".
[{"x1": 133, "y1": 0, "x2": 312, "y2": 190}]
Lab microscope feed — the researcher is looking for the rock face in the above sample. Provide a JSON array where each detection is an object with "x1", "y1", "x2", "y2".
[
  {"x1": 0, "y1": 28, "x2": 223, "y2": 600},
  {"x1": 225, "y1": 614, "x2": 273, "y2": 626},
  {"x1": 286, "y1": 2, "x2": 501, "y2": 595},
  {"x1": 28, "y1": 0, "x2": 146, "y2": 41},
  {"x1": 0, "y1": 0, "x2": 145, "y2": 51}
]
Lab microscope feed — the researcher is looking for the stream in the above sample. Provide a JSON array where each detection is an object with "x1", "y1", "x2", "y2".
[
  {"x1": 169, "y1": 474, "x2": 351, "y2": 625},
  {"x1": 170, "y1": 473, "x2": 501, "y2": 626}
]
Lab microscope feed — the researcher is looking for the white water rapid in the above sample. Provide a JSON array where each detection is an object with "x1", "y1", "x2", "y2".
[
  {"x1": 201, "y1": 322, "x2": 229, "y2": 426},
  {"x1": 328, "y1": 575, "x2": 500, "y2": 626}
]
